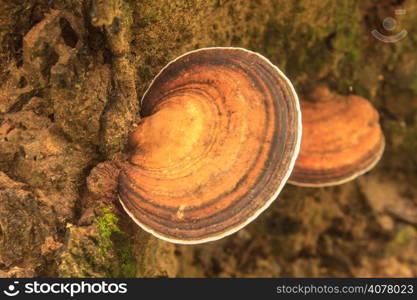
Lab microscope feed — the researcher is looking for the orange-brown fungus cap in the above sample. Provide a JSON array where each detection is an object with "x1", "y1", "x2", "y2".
[
  {"x1": 289, "y1": 85, "x2": 385, "y2": 187},
  {"x1": 118, "y1": 48, "x2": 301, "y2": 244}
]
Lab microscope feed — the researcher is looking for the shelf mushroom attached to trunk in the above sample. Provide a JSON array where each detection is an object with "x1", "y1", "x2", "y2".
[
  {"x1": 118, "y1": 47, "x2": 302, "y2": 244},
  {"x1": 288, "y1": 85, "x2": 385, "y2": 187}
]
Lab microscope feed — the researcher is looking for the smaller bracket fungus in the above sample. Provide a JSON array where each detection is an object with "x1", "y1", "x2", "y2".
[
  {"x1": 288, "y1": 85, "x2": 385, "y2": 187},
  {"x1": 118, "y1": 47, "x2": 302, "y2": 244}
]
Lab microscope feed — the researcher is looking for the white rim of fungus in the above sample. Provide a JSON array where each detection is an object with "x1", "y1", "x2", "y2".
[{"x1": 119, "y1": 47, "x2": 302, "y2": 244}]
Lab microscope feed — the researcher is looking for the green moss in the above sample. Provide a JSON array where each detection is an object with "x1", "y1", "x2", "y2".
[
  {"x1": 96, "y1": 206, "x2": 121, "y2": 256},
  {"x1": 258, "y1": 0, "x2": 361, "y2": 92},
  {"x1": 385, "y1": 225, "x2": 417, "y2": 256},
  {"x1": 119, "y1": 242, "x2": 137, "y2": 277},
  {"x1": 95, "y1": 206, "x2": 136, "y2": 277}
]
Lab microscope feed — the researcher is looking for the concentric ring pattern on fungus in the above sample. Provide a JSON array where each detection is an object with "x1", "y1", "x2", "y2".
[
  {"x1": 288, "y1": 86, "x2": 385, "y2": 187},
  {"x1": 118, "y1": 47, "x2": 302, "y2": 244}
]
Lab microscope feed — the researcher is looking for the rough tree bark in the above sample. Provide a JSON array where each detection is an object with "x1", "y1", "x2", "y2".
[{"x1": 0, "y1": 0, "x2": 416, "y2": 277}]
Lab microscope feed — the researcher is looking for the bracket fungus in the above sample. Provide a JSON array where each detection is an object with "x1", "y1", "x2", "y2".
[
  {"x1": 288, "y1": 86, "x2": 385, "y2": 187},
  {"x1": 118, "y1": 47, "x2": 301, "y2": 244}
]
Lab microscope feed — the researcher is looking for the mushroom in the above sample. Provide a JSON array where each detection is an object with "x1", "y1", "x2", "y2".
[
  {"x1": 288, "y1": 85, "x2": 385, "y2": 187},
  {"x1": 118, "y1": 47, "x2": 302, "y2": 244}
]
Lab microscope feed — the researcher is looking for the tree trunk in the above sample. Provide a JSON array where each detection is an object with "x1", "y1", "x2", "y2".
[{"x1": 0, "y1": 0, "x2": 416, "y2": 277}]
